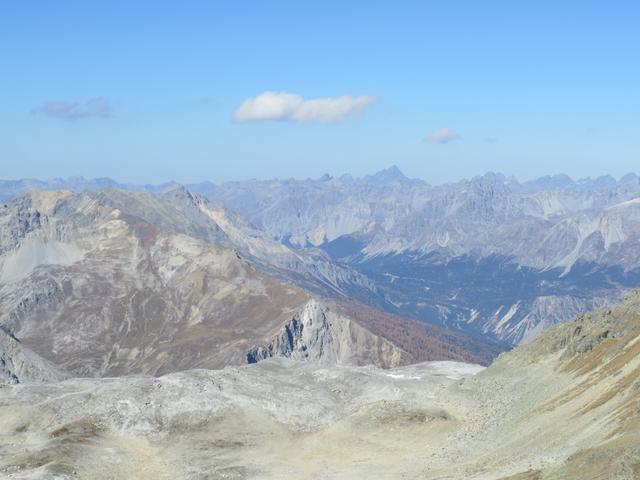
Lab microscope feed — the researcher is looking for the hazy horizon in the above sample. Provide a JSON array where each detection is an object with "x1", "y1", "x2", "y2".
[{"x1": 1, "y1": 165, "x2": 638, "y2": 188}]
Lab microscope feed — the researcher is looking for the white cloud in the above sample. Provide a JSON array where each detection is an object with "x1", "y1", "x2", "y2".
[
  {"x1": 232, "y1": 91, "x2": 375, "y2": 124},
  {"x1": 291, "y1": 95, "x2": 374, "y2": 123},
  {"x1": 32, "y1": 97, "x2": 112, "y2": 121},
  {"x1": 425, "y1": 128, "x2": 461, "y2": 144}
]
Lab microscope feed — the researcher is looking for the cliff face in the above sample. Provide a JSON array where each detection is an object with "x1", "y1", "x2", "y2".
[
  {"x1": 0, "y1": 327, "x2": 67, "y2": 384},
  {"x1": 247, "y1": 300, "x2": 407, "y2": 368}
]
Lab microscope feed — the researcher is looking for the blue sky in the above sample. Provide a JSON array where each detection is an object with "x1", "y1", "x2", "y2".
[{"x1": 1, "y1": 1, "x2": 638, "y2": 184}]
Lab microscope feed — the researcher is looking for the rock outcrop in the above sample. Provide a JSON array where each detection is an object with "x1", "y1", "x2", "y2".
[
  {"x1": 247, "y1": 300, "x2": 407, "y2": 368},
  {"x1": 0, "y1": 327, "x2": 67, "y2": 384}
]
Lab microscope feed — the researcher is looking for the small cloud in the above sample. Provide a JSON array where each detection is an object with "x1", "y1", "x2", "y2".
[
  {"x1": 485, "y1": 137, "x2": 499, "y2": 143},
  {"x1": 232, "y1": 91, "x2": 375, "y2": 124},
  {"x1": 32, "y1": 97, "x2": 112, "y2": 121},
  {"x1": 424, "y1": 128, "x2": 461, "y2": 144}
]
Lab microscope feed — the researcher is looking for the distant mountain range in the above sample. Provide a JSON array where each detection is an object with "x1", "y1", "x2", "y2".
[
  {"x1": 1, "y1": 167, "x2": 639, "y2": 347},
  {"x1": 200, "y1": 168, "x2": 640, "y2": 345},
  {"x1": 2, "y1": 167, "x2": 637, "y2": 202}
]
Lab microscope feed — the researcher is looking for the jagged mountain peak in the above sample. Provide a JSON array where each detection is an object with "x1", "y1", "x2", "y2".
[
  {"x1": 620, "y1": 172, "x2": 639, "y2": 184},
  {"x1": 158, "y1": 182, "x2": 200, "y2": 205},
  {"x1": 523, "y1": 173, "x2": 575, "y2": 191},
  {"x1": 364, "y1": 165, "x2": 410, "y2": 185},
  {"x1": 339, "y1": 173, "x2": 354, "y2": 182},
  {"x1": 247, "y1": 298, "x2": 407, "y2": 367},
  {"x1": 157, "y1": 181, "x2": 185, "y2": 194},
  {"x1": 577, "y1": 174, "x2": 617, "y2": 190},
  {"x1": 469, "y1": 171, "x2": 509, "y2": 186}
]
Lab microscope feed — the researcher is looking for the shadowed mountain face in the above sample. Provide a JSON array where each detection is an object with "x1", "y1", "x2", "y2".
[
  {"x1": 1, "y1": 291, "x2": 638, "y2": 479},
  {"x1": 0, "y1": 188, "x2": 500, "y2": 377}
]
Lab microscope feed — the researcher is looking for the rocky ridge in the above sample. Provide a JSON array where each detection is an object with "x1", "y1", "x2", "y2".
[{"x1": 247, "y1": 299, "x2": 407, "y2": 367}]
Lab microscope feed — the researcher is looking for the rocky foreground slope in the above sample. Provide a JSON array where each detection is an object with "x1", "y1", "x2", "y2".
[{"x1": 1, "y1": 292, "x2": 639, "y2": 479}]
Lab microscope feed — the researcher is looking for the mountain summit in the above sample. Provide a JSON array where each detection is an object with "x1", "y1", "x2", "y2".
[{"x1": 364, "y1": 165, "x2": 412, "y2": 185}]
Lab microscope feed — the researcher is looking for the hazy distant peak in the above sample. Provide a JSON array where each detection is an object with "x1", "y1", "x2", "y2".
[
  {"x1": 469, "y1": 171, "x2": 509, "y2": 188},
  {"x1": 158, "y1": 182, "x2": 189, "y2": 196},
  {"x1": 364, "y1": 165, "x2": 409, "y2": 185},
  {"x1": 522, "y1": 172, "x2": 637, "y2": 192},
  {"x1": 523, "y1": 173, "x2": 575, "y2": 191},
  {"x1": 620, "y1": 172, "x2": 639, "y2": 184},
  {"x1": 577, "y1": 174, "x2": 617, "y2": 189},
  {"x1": 91, "y1": 177, "x2": 120, "y2": 187}
]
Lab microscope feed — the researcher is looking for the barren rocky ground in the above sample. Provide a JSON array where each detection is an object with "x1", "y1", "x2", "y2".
[{"x1": 1, "y1": 291, "x2": 639, "y2": 479}]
